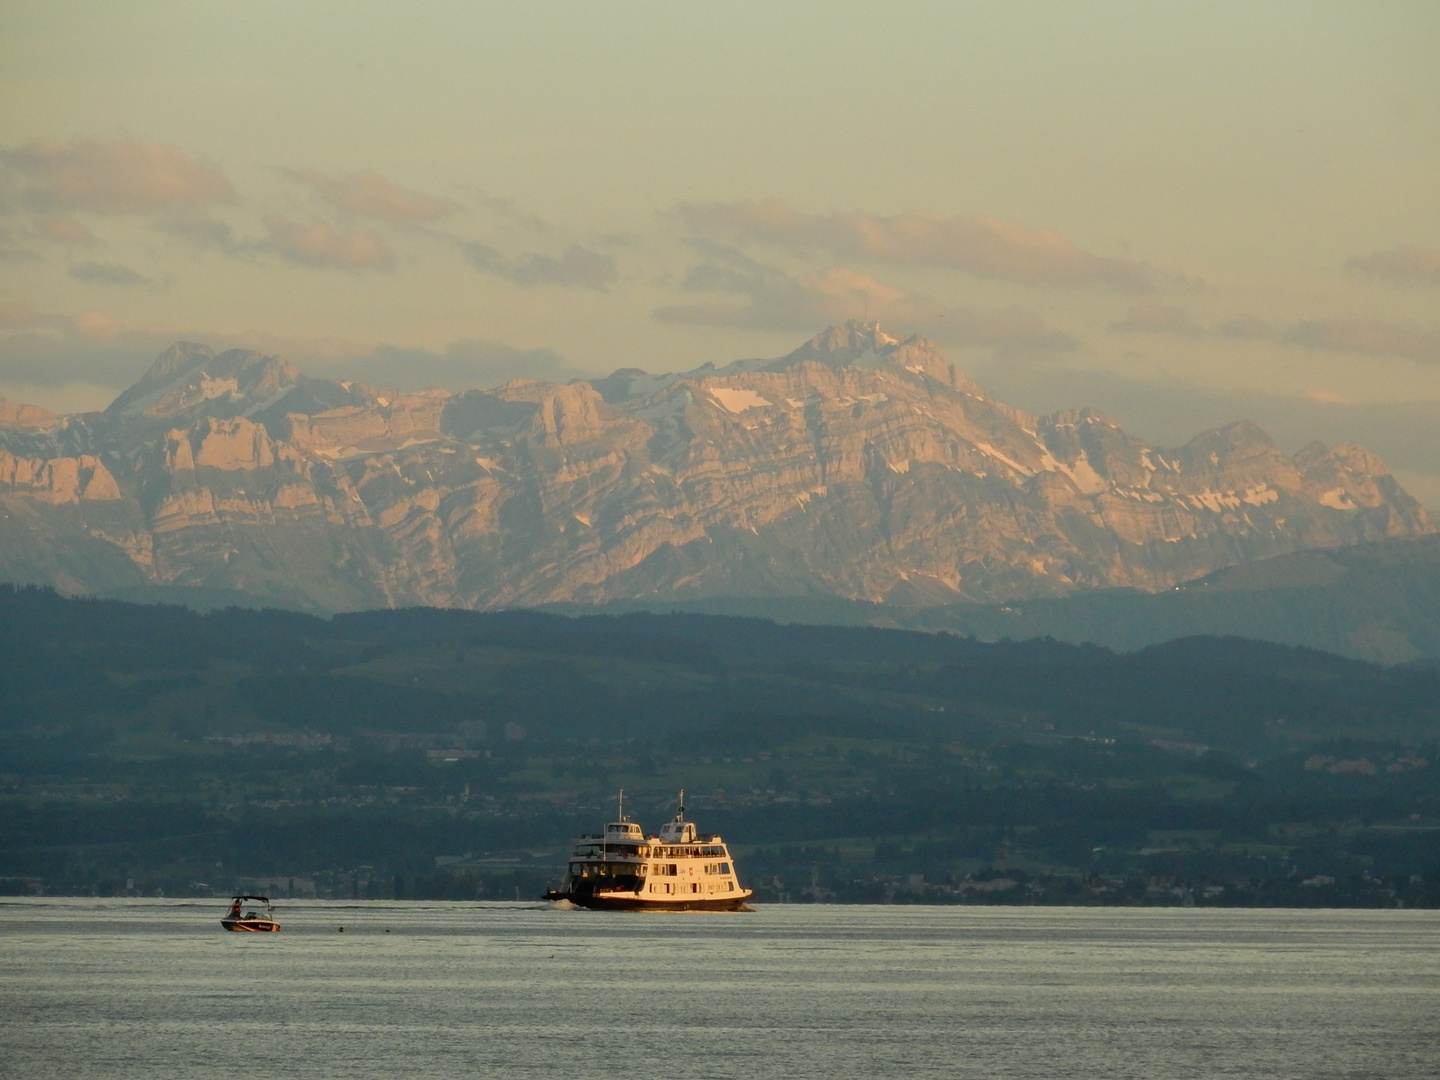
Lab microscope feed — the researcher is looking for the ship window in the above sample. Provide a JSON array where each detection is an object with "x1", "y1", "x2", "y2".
[
  {"x1": 570, "y1": 863, "x2": 581, "y2": 874},
  {"x1": 720, "y1": 863, "x2": 730, "y2": 874}
]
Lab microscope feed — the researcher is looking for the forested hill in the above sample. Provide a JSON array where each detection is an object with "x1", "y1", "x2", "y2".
[
  {"x1": 2, "y1": 585, "x2": 1438, "y2": 905},
  {"x1": 4, "y1": 583, "x2": 1436, "y2": 754}
]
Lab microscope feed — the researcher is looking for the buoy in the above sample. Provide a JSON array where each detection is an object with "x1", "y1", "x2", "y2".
[{"x1": 338, "y1": 926, "x2": 344, "y2": 932}]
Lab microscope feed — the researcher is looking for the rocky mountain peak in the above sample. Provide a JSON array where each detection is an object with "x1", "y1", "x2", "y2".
[
  {"x1": 106, "y1": 346, "x2": 301, "y2": 422},
  {"x1": 787, "y1": 320, "x2": 901, "y2": 361},
  {"x1": 778, "y1": 321, "x2": 959, "y2": 387},
  {"x1": 0, "y1": 329, "x2": 1433, "y2": 613}
]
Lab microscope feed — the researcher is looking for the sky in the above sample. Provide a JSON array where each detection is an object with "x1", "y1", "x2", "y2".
[{"x1": 2, "y1": 1, "x2": 1439, "y2": 505}]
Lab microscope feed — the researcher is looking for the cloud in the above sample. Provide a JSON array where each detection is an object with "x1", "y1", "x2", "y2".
[
  {"x1": 155, "y1": 211, "x2": 242, "y2": 253},
  {"x1": 463, "y1": 242, "x2": 618, "y2": 289},
  {"x1": 938, "y1": 308, "x2": 1077, "y2": 353},
  {"x1": 655, "y1": 246, "x2": 1073, "y2": 352},
  {"x1": 263, "y1": 214, "x2": 395, "y2": 269},
  {"x1": 1109, "y1": 302, "x2": 1204, "y2": 335},
  {"x1": 284, "y1": 168, "x2": 458, "y2": 223},
  {"x1": 678, "y1": 198, "x2": 1162, "y2": 291},
  {"x1": 0, "y1": 314, "x2": 575, "y2": 401},
  {"x1": 69, "y1": 261, "x2": 149, "y2": 286},
  {"x1": 657, "y1": 261, "x2": 944, "y2": 332},
  {"x1": 34, "y1": 216, "x2": 96, "y2": 245},
  {"x1": 0, "y1": 301, "x2": 40, "y2": 328},
  {"x1": 1347, "y1": 245, "x2": 1440, "y2": 285},
  {"x1": 471, "y1": 193, "x2": 550, "y2": 233},
  {"x1": 1214, "y1": 314, "x2": 1274, "y2": 340},
  {"x1": 72, "y1": 311, "x2": 121, "y2": 339},
  {"x1": 3, "y1": 135, "x2": 234, "y2": 214},
  {"x1": 1108, "y1": 303, "x2": 1440, "y2": 366},
  {"x1": 320, "y1": 339, "x2": 576, "y2": 390},
  {"x1": 0, "y1": 224, "x2": 37, "y2": 263},
  {"x1": 1285, "y1": 319, "x2": 1440, "y2": 365},
  {"x1": 0, "y1": 323, "x2": 186, "y2": 391}
]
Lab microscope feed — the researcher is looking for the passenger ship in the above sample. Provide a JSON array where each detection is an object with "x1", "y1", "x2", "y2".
[{"x1": 545, "y1": 792, "x2": 753, "y2": 911}]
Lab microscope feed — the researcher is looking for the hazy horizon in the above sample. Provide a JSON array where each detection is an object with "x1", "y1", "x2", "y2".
[{"x1": 3, "y1": 2, "x2": 1438, "y2": 504}]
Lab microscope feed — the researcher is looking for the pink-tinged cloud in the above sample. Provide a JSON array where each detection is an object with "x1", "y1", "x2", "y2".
[
  {"x1": 1347, "y1": 245, "x2": 1440, "y2": 285},
  {"x1": 262, "y1": 214, "x2": 395, "y2": 269},
  {"x1": 72, "y1": 310, "x2": 120, "y2": 340},
  {"x1": 284, "y1": 168, "x2": 458, "y2": 223},
  {"x1": 5, "y1": 136, "x2": 234, "y2": 214},
  {"x1": 679, "y1": 198, "x2": 1161, "y2": 291},
  {"x1": 34, "y1": 216, "x2": 97, "y2": 245},
  {"x1": 1286, "y1": 319, "x2": 1440, "y2": 365}
]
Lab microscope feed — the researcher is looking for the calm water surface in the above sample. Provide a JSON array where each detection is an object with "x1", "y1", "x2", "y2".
[{"x1": 3, "y1": 899, "x2": 1437, "y2": 1078}]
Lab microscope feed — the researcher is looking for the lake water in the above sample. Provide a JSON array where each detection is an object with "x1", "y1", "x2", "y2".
[{"x1": 3, "y1": 899, "x2": 1437, "y2": 1079}]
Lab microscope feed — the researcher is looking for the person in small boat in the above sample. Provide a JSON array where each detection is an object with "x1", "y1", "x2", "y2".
[{"x1": 228, "y1": 899, "x2": 242, "y2": 919}]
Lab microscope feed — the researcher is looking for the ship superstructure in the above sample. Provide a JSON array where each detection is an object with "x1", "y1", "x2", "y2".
[{"x1": 545, "y1": 792, "x2": 753, "y2": 911}]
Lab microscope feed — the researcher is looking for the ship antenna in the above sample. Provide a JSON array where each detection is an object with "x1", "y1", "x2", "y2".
[
  {"x1": 618, "y1": 788, "x2": 624, "y2": 823},
  {"x1": 676, "y1": 789, "x2": 685, "y2": 822}
]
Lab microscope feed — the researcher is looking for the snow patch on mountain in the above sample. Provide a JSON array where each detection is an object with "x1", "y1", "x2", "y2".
[{"x1": 710, "y1": 387, "x2": 772, "y2": 413}]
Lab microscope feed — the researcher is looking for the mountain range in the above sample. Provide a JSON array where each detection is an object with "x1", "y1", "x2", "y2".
[
  {"x1": 591, "y1": 532, "x2": 1440, "y2": 665},
  {"x1": 0, "y1": 322, "x2": 1432, "y2": 614}
]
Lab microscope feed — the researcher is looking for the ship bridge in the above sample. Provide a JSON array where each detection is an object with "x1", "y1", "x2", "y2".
[{"x1": 658, "y1": 820, "x2": 696, "y2": 843}]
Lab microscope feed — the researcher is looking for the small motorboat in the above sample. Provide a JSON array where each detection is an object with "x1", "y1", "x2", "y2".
[{"x1": 221, "y1": 894, "x2": 280, "y2": 932}]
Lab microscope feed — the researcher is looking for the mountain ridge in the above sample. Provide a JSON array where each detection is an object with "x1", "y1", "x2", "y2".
[{"x1": 0, "y1": 322, "x2": 1431, "y2": 611}]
